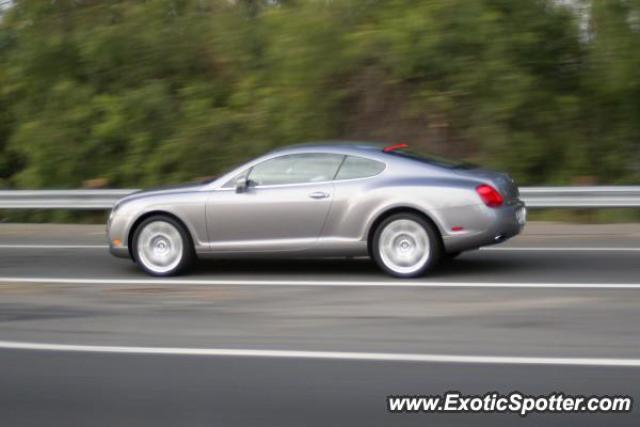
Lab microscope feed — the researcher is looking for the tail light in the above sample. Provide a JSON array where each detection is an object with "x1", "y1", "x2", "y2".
[{"x1": 476, "y1": 184, "x2": 503, "y2": 208}]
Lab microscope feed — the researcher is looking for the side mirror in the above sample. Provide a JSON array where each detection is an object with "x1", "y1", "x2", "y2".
[{"x1": 235, "y1": 177, "x2": 249, "y2": 193}]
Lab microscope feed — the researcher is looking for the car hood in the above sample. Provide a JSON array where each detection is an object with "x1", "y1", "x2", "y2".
[{"x1": 116, "y1": 182, "x2": 206, "y2": 206}]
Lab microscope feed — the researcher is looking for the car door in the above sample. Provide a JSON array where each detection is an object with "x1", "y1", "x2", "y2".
[
  {"x1": 206, "y1": 153, "x2": 344, "y2": 252},
  {"x1": 322, "y1": 155, "x2": 388, "y2": 240}
]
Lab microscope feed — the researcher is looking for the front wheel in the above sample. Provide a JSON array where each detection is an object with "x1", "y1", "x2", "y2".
[
  {"x1": 132, "y1": 215, "x2": 195, "y2": 276},
  {"x1": 371, "y1": 213, "x2": 441, "y2": 278}
]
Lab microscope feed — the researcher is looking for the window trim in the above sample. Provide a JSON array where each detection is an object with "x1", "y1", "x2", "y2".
[
  {"x1": 333, "y1": 155, "x2": 387, "y2": 182},
  {"x1": 219, "y1": 152, "x2": 387, "y2": 190}
]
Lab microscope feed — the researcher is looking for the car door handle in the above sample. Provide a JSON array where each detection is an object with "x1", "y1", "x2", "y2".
[{"x1": 309, "y1": 191, "x2": 330, "y2": 200}]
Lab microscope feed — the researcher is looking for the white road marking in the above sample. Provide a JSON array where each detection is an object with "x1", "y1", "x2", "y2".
[
  {"x1": 0, "y1": 340, "x2": 638, "y2": 367},
  {"x1": 0, "y1": 244, "x2": 106, "y2": 249},
  {"x1": 1, "y1": 276, "x2": 639, "y2": 289},
  {"x1": 483, "y1": 247, "x2": 640, "y2": 252}
]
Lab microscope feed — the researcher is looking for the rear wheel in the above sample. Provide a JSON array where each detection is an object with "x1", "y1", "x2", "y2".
[
  {"x1": 371, "y1": 213, "x2": 441, "y2": 278},
  {"x1": 132, "y1": 215, "x2": 195, "y2": 276}
]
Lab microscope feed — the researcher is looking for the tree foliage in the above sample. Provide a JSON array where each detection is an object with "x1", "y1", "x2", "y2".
[{"x1": 0, "y1": 0, "x2": 639, "y2": 188}]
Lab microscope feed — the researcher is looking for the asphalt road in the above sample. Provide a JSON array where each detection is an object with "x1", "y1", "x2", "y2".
[
  {"x1": 1, "y1": 350, "x2": 638, "y2": 427},
  {"x1": 0, "y1": 222, "x2": 639, "y2": 426}
]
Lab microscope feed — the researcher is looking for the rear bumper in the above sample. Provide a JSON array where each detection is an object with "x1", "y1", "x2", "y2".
[{"x1": 442, "y1": 202, "x2": 526, "y2": 253}]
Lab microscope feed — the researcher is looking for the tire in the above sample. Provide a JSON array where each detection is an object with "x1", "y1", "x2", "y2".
[
  {"x1": 371, "y1": 213, "x2": 441, "y2": 278},
  {"x1": 131, "y1": 215, "x2": 195, "y2": 276}
]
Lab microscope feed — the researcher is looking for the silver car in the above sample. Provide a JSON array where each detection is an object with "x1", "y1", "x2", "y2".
[{"x1": 107, "y1": 142, "x2": 526, "y2": 278}]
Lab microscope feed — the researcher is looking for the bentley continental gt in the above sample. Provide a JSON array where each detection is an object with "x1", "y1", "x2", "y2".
[{"x1": 107, "y1": 142, "x2": 526, "y2": 278}]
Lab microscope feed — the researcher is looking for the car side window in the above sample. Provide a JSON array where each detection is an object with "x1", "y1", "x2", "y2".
[
  {"x1": 335, "y1": 156, "x2": 385, "y2": 180},
  {"x1": 248, "y1": 154, "x2": 344, "y2": 186}
]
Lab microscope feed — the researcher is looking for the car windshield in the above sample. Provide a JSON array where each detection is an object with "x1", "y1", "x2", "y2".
[{"x1": 384, "y1": 149, "x2": 475, "y2": 169}]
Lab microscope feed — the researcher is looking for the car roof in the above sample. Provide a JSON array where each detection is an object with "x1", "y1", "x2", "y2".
[
  {"x1": 267, "y1": 141, "x2": 390, "y2": 157},
  {"x1": 208, "y1": 140, "x2": 463, "y2": 189}
]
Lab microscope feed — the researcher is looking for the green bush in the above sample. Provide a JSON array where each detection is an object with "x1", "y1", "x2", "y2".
[{"x1": 0, "y1": 0, "x2": 639, "y2": 189}]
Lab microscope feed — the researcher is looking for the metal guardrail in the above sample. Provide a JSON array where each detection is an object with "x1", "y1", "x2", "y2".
[
  {"x1": 1, "y1": 187, "x2": 640, "y2": 209},
  {"x1": 521, "y1": 186, "x2": 640, "y2": 208},
  {"x1": 0, "y1": 189, "x2": 137, "y2": 209}
]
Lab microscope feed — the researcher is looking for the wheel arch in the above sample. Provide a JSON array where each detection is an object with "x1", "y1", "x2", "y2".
[
  {"x1": 127, "y1": 210, "x2": 194, "y2": 259},
  {"x1": 366, "y1": 207, "x2": 444, "y2": 257}
]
